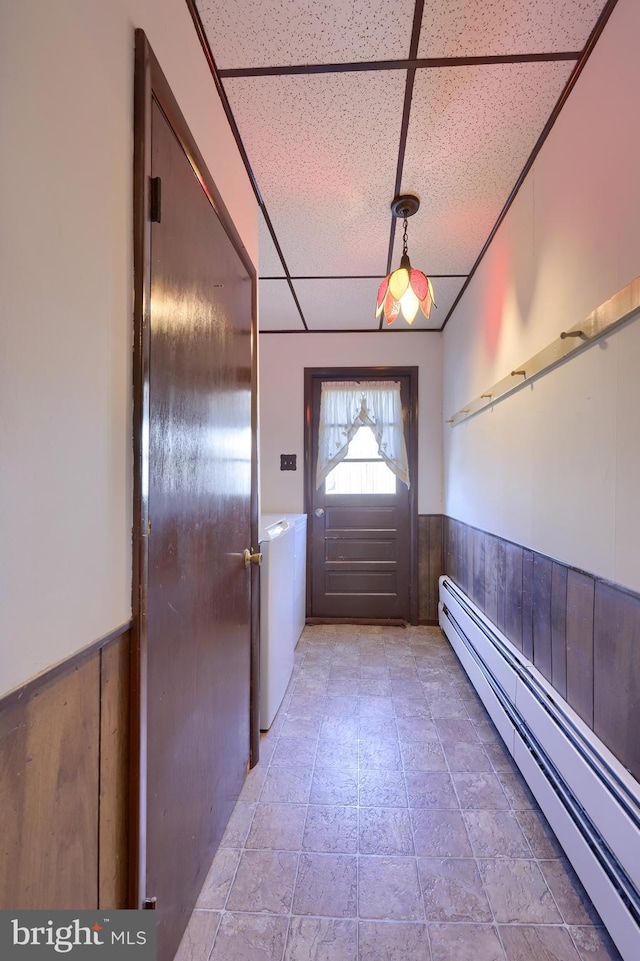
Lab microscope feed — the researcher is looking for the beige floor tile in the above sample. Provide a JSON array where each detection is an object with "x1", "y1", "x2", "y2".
[
  {"x1": 497, "y1": 770, "x2": 540, "y2": 810},
  {"x1": 359, "y1": 807, "x2": 414, "y2": 855},
  {"x1": 174, "y1": 910, "x2": 221, "y2": 961},
  {"x1": 261, "y1": 766, "x2": 313, "y2": 804},
  {"x1": 405, "y1": 771, "x2": 460, "y2": 809},
  {"x1": 568, "y1": 926, "x2": 623, "y2": 960},
  {"x1": 411, "y1": 809, "x2": 473, "y2": 857},
  {"x1": 428, "y1": 922, "x2": 505, "y2": 961},
  {"x1": 197, "y1": 848, "x2": 241, "y2": 909},
  {"x1": 436, "y1": 718, "x2": 481, "y2": 742},
  {"x1": 463, "y1": 810, "x2": 533, "y2": 858},
  {"x1": 499, "y1": 924, "x2": 581, "y2": 961},
  {"x1": 219, "y1": 801, "x2": 256, "y2": 846},
  {"x1": 539, "y1": 859, "x2": 602, "y2": 925},
  {"x1": 442, "y1": 740, "x2": 493, "y2": 772},
  {"x1": 359, "y1": 769, "x2": 408, "y2": 807},
  {"x1": 302, "y1": 804, "x2": 358, "y2": 853},
  {"x1": 515, "y1": 809, "x2": 563, "y2": 859},
  {"x1": 478, "y1": 858, "x2": 563, "y2": 924},
  {"x1": 452, "y1": 772, "x2": 510, "y2": 810},
  {"x1": 358, "y1": 856, "x2": 424, "y2": 920},
  {"x1": 284, "y1": 917, "x2": 357, "y2": 961},
  {"x1": 357, "y1": 920, "x2": 430, "y2": 960},
  {"x1": 246, "y1": 802, "x2": 307, "y2": 851},
  {"x1": 209, "y1": 914, "x2": 288, "y2": 961},
  {"x1": 418, "y1": 857, "x2": 493, "y2": 922},
  {"x1": 226, "y1": 849, "x2": 298, "y2": 914},
  {"x1": 401, "y1": 739, "x2": 448, "y2": 772},
  {"x1": 292, "y1": 852, "x2": 357, "y2": 917},
  {"x1": 359, "y1": 735, "x2": 402, "y2": 770},
  {"x1": 309, "y1": 767, "x2": 358, "y2": 805}
]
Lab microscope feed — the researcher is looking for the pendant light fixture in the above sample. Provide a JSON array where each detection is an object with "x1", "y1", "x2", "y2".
[{"x1": 376, "y1": 194, "x2": 435, "y2": 326}]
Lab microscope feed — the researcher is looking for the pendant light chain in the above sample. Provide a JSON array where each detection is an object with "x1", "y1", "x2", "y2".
[{"x1": 375, "y1": 193, "x2": 436, "y2": 325}]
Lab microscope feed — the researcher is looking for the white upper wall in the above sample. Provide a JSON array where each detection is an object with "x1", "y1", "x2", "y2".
[
  {"x1": 259, "y1": 332, "x2": 443, "y2": 516},
  {"x1": 0, "y1": 0, "x2": 257, "y2": 696},
  {"x1": 443, "y1": 0, "x2": 640, "y2": 592}
]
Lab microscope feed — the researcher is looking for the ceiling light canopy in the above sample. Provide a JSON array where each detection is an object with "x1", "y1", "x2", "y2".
[{"x1": 376, "y1": 194, "x2": 436, "y2": 326}]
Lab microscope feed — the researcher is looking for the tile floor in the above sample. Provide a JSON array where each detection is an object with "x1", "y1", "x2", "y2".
[{"x1": 175, "y1": 625, "x2": 622, "y2": 961}]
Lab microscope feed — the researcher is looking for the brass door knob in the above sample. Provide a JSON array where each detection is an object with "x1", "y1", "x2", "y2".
[{"x1": 243, "y1": 548, "x2": 263, "y2": 568}]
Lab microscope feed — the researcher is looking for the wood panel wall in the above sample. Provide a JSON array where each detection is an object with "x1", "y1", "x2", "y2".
[
  {"x1": 0, "y1": 627, "x2": 131, "y2": 909},
  {"x1": 418, "y1": 514, "x2": 443, "y2": 624},
  {"x1": 443, "y1": 516, "x2": 640, "y2": 783}
]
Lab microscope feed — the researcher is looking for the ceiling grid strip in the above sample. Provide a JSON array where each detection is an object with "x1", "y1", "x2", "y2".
[
  {"x1": 379, "y1": 0, "x2": 426, "y2": 330},
  {"x1": 219, "y1": 51, "x2": 583, "y2": 80}
]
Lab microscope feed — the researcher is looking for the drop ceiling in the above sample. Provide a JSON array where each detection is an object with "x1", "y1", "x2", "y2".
[{"x1": 191, "y1": 0, "x2": 615, "y2": 332}]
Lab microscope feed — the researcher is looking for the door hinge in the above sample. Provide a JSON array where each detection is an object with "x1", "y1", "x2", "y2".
[
  {"x1": 150, "y1": 177, "x2": 162, "y2": 223},
  {"x1": 143, "y1": 897, "x2": 157, "y2": 910}
]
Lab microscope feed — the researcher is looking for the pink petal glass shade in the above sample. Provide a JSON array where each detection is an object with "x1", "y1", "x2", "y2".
[{"x1": 376, "y1": 262, "x2": 436, "y2": 325}]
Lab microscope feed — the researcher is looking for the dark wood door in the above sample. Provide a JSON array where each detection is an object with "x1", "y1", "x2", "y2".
[
  {"x1": 306, "y1": 370, "x2": 417, "y2": 622},
  {"x1": 134, "y1": 68, "x2": 256, "y2": 960}
]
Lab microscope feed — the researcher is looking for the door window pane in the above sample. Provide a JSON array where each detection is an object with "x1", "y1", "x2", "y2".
[{"x1": 325, "y1": 426, "x2": 396, "y2": 494}]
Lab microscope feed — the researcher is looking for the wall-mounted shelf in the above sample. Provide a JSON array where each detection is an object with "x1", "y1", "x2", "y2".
[{"x1": 446, "y1": 276, "x2": 640, "y2": 427}]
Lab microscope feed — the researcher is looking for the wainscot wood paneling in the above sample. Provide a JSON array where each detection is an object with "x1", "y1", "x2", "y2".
[
  {"x1": 594, "y1": 582, "x2": 640, "y2": 781},
  {"x1": 429, "y1": 514, "x2": 444, "y2": 622},
  {"x1": 566, "y1": 569, "x2": 595, "y2": 727},
  {"x1": 442, "y1": 516, "x2": 640, "y2": 785},
  {"x1": 483, "y1": 533, "x2": 499, "y2": 627},
  {"x1": 418, "y1": 514, "x2": 443, "y2": 623},
  {"x1": 521, "y1": 548, "x2": 534, "y2": 662},
  {"x1": 532, "y1": 554, "x2": 553, "y2": 683},
  {"x1": 99, "y1": 632, "x2": 131, "y2": 908},
  {"x1": 551, "y1": 563, "x2": 568, "y2": 699},
  {"x1": 463, "y1": 521, "x2": 474, "y2": 600},
  {"x1": 442, "y1": 517, "x2": 457, "y2": 580},
  {"x1": 0, "y1": 658, "x2": 100, "y2": 908},
  {"x1": 0, "y1": 627, "x2": 131, "y2": 910},
  {"x1": 472, "y1": 528, "x2": 486, "y2": 613},
  {"x1": 504, "y1": 542, "x2": 523, "y2": 652}
]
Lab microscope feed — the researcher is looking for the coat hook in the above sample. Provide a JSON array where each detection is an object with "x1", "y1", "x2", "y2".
[
  {"x1": 511, "y1": 370, "x2": 526, "y2": 377},
  {"x1": 480, "y1": 393, "x2": 493, "y2": 399},
  {"x1": 560, "y1": 329, "x2": 586, "y2": 339}
]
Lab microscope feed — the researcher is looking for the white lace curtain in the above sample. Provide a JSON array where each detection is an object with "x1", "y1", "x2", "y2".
[{"x1": 316, "y1": 381, "x2": 410, "y2": 490}]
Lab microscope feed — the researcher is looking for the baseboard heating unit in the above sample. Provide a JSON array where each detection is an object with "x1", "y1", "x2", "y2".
[{"x1": 439, "y1": 576, "x2": 640, "y2": 961}]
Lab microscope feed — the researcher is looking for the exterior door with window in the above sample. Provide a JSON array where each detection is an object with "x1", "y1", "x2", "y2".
[{"x1": 305, "y1": 369, "x2": 417, "y2": 622}]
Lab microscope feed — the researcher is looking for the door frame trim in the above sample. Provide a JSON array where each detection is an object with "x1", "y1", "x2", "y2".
[
  {"x1": 303, "y1": 366, "x2": 419, "y2": 625},
  {"x1": 132, "y1": 29, "x2": 259, "y2": 909}
]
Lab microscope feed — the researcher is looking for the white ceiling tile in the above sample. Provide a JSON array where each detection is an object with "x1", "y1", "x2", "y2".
[
  {"x1": 418, "y1": 0, "x2": 609, "y2": 58},
  {"x1": 397, "y1": 61, "x2": 575, "y2": 273},
  {"x1": 259, "y1": 279, "x2": 305, "y2": 330},
  {"x1": 396, "y1": 276, "x2": 467, "y2": 329},
  {"x1": 291, "y1": 276, "x2": 466, "y2": 331},
  {"x1": 225, "y1": 71, "x2": 406, "y2": 277},
  {"x1": 196, "y1": 0, "x2": 415, "y2": 70},
  {"x1": 259, "y1": 210, "x2": 285, "y2": 277},
  {"x1": 294, "y1": 278, "x2": 382, "y2": 331}
]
